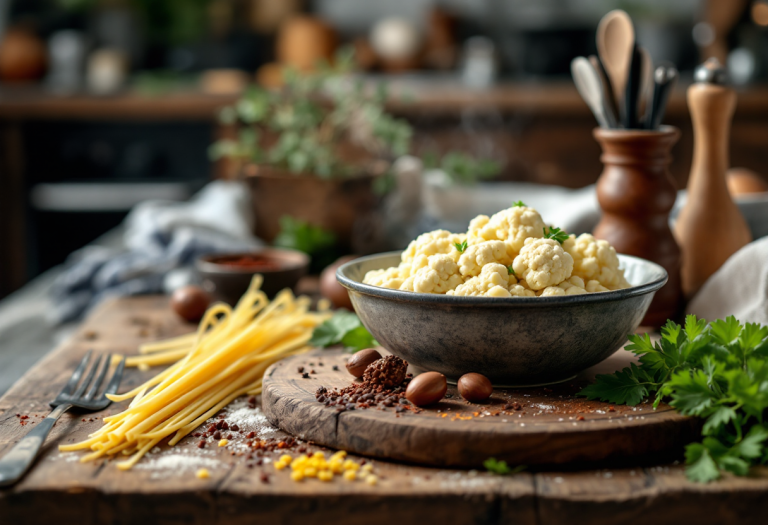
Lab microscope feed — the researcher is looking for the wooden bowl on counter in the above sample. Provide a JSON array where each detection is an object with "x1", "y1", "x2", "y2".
[{"x1": 196, "y1": 248, "x2": 310, "y2": 305}]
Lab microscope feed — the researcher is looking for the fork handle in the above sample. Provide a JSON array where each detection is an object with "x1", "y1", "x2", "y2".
[{"x1": 0, "y1": 403, "x2": 72, "y2": 487}]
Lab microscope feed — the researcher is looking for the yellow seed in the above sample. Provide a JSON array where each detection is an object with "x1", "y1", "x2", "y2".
[
  {"x1": 318, "y1": 470, "x2": 333, "y2": 482},
  {"x1": 275, "y1": 461, "x2": 287, "y2": 471},
  {"x1": 290, "y1": 470, "x2": 304, "y2": 482},
  {"x1": 343, "y1": 470, "x2": 356, "y2": 481},
  {"x1": 343, "y1": 459, "x2": 359, "y2": 471},
  {"x1": 329, "y1": 460, "x2": 343, "y2": 474},
  {"x1": 331, "y1": 450, "x2": 347, "y2": 459},
  {"x1": 361, "y1": 463, "x2": 374, "y2": 473},
  {"x1": 279, "y1": 454, "x2": 293, "y2": 463},
  {"x1": 196, "y1": 468, "x2": 210, "y2": 479},
  {"x1": 313, "y1": 451, "x2": 325, "y2": 459},
  {"x1": 218, "y1": 439, "x2": 229, "y2": 447},
  {"x1": 365, "y1": 475, "x2": 377, "y2": 486},
  {"x1": 304, "y1": 467, "x2": 318, "y2": 477}
]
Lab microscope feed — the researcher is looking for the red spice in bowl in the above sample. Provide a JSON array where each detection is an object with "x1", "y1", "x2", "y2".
[{"x1": 207, "y1": 254, "x2": 284, "y2": 272}]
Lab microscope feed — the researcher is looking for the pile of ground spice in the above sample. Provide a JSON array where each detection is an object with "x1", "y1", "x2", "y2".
[{"x1": 315, "y1": 355, "x2": 421, "y2": 414}]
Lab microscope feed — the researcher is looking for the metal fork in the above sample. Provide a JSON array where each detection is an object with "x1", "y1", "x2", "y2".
[{"x1": 0, "y1": 351, "x2": 125, "y2": 487}]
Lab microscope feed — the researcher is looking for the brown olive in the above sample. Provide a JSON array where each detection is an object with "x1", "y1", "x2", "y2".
[
  {"x1": 405, "y1": 371, "x2": 447, "y2": 407},
  {"x1": 345, "y1": 348, "x2": 382, "y2": 378},
  {"x1": 457, "y1": 373, "x2": 493, "y2": 403},
  {"x1": 171, "y1": 285, "x2": 211, "y2": 323},
  {"x1": 320, "y1": 256, "x2": 357, "y2": 310}
]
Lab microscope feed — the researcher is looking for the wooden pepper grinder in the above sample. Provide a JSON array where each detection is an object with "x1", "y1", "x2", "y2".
[{"x1": 674, "y1": 58, "x2": 752, "y2": 298}]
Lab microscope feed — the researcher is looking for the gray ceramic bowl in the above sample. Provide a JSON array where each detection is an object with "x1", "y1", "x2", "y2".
[{"x1": 337, "y1": 252, "x2": 667, "y2": 386}]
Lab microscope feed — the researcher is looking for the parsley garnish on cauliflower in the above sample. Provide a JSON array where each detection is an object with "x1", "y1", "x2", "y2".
[{"x1": 361, "y1": 204, "x2": 631, "y2": 297}]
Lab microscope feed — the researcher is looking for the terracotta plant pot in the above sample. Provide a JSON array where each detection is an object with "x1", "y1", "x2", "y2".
[
  {"x1": 592, "y1": 126, "x2": 684, "y2": 328},
  {"x1": 242, "y1": 165, "x2": 382, "y2": 253}
]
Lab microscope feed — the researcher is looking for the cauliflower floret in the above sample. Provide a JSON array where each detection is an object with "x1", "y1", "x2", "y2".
[
  {"x1": 538, "y1": 286, "x2": 566, "y2": 297},
  {"x1": 401, "y1": 230, "x2": 466, "y2": 266},
  {"x1": 363, "y1": 266, "x2": 405, "y2": 289},
  {"x1": 586, "y1": 279, "x2": 610, "y2": 293},
  {"x1": 512, "y1": 238, "x2": 574, "y2": 291},
  {"x1": 458, "y1": 240, "x2": 511, "y2": 277},
  {"x1": 563, "y1": 233, "x2": 630, "y2": 290},
  {"x1": 448, "y1": 263, "x2": 513, "y2": 297},
  {"x1": 557, "y1": 275, "x2": 588, "y2": 295},
  {"x1": 400, "y1": 254, "x2": 463, "y2": 294},
  {"x1": 466, "y1": 206, "x2": 546, "y2": 260},
  {"x1": 509, "y1": 283, "x2": 536, "y2": 297}
]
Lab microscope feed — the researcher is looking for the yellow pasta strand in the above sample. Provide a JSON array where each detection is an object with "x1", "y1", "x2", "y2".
[{"x1": 61, "y1": 275, "x2": 331, "y2": 469}]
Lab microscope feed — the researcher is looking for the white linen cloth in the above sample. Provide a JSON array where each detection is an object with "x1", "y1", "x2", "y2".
[{"x1": 687, "y1": 236, "x2": 768, "y2": 324}]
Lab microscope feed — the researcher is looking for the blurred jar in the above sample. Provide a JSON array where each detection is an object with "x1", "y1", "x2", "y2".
[
  {"x1": 87, "y1": 48, "x2": 127, "y2": 94},
  {"x1": 461, "y1": 37, "x2": 497, "y2": 89},
  {"x1": 0, "y1": 26, "x2": 47, "y2": 82},
  {"x1": 47, "y1": 30, "x2": 87, "y2": 93}
]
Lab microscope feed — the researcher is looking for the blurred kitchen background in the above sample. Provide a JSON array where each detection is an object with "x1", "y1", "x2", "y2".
[{"x1": 1, "y1": 0, "x2": 768, "y2": 300}]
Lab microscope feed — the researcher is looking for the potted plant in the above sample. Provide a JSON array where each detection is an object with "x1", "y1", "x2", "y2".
[{"x1": 209, "y1": 49, "x2": 413, "y2": 253}]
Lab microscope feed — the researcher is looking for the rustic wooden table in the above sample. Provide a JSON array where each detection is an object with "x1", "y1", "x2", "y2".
[{"x1": 1, "y1": 296, "x2": 767, "y2": 524}]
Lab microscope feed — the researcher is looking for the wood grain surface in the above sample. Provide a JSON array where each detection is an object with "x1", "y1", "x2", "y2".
[
  {"x1": 263, "y1": 352, "x2": 699, "y2": 468},
  {"x1": 0, "y1": 296, "x2": 766, "y2": 525}
]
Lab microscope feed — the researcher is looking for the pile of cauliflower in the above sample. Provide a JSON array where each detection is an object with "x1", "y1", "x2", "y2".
[{"x1": 363, "y1": 204, "x2": 631, "y2": 298}]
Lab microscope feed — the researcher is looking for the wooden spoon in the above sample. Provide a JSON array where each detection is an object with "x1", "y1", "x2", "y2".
[
  {"x1": 597, "y1": 9, "x2": 635, "y2": 124},
  {"x1": 571, "y1": 56, "x2": 612, "y2": 128}
]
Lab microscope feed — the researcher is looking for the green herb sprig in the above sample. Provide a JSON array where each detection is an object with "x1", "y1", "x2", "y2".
[
  {"x1": 507, "y1": 265, "x2": 516, "y2": 276},
  {"x1": 483, "y1": 458, "x2": 525, "y2": 475},
  {"x1": 454, "y1": 240, "x2": 468, "y2": 253},
  {"x1": 309, "y1": 311, "x2": 377, "y2": 353},
  {"x1": 578, "y1": 315, "x2": 768, "y2": 483},
  {"x1": 512, "y1": 200, "x2": 526, "y2": 207},
  {"x1": 543, "y1": 226, "x2": 569, "y2": 245}
]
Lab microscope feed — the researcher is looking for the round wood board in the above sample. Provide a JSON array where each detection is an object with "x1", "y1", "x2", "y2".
[{"x1": 262, "y1": 349, "x2": 700, "y2": 468}]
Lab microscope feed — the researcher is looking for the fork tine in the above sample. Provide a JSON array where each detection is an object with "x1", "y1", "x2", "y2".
[
  {"x1": 102, "y1": 357, "x2": 126, "y2": 398},
  {"x1": 84, "y1": 353, "x2": 111, "y2": 400},
  {"x1": 72, "y1": 355, "x2": 102, "y2": 399},
  {"x1": 58, "y1": 351, "x2": 92, "y2": 396}
]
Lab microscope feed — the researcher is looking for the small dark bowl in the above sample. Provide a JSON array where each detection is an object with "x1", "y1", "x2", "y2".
[
  {"x1": 337, "y1": 252, "x2": 667, "y2": 386},
  {"x1": 196, "y1": 248, "x2": 310, "y2": 305}
]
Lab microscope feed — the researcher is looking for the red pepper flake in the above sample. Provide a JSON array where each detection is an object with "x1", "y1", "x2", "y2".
[
  {"x1": 247, "y1": 432, "x2": 256, "y2": 439},
  {"x1": 20, "y1": 415, "x2": 28, "y2": 420},
  {"x1": 197, "y1": 440, "x2": 206, "y2": 449},
  {"x1": 577, "y1": 415, "x2": 585, "y2": 421},
  {"x1": 260, "y1": 472, "x2": 270, "y2": 483},
  {"x1": 608, "y1": 406, "x2": 615, "y2": 413},
  {"x1": 231, "y1": 424, "x2": 240, "y2": 431}
]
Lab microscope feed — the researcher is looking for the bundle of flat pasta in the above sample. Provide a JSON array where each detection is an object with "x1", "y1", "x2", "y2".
[{"x1": 59, "y1": 275, "x2": 332, "y2": 470}]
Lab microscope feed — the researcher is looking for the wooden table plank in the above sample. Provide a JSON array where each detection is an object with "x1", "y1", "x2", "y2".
[{"x1": 0, "y1": 295, "x2": 766, "y2": 524}]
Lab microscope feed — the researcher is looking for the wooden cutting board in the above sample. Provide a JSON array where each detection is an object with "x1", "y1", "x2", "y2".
[{"x1": 263, "y1": 350, "x2": 700, "y2": 468}]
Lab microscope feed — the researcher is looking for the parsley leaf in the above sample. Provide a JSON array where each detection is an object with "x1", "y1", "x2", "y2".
[
  {"x1": 578, "y1": 315, "x2": 768, "y2": 483},
  {"x1": 512, "y1": 200, "x2": 526, "y2": 207},
  {"x1": 309, "y1": 311, "x2": 377, "y2": 352},
  {"x1": 685, "y1": 443, "x2": 721, "y2": 483},
  {"x1": 454, "y1": 240, "x2": 468, "y2": 253},
  {"x1": 578, "y1": 363, "x2": 650, "y2": 406},
  {"x1": 543, "y1": 226, "x2": 569, "y2": 244},
  {"x1": 483, "y1": 458, "x2": 525, "y2": 475}
]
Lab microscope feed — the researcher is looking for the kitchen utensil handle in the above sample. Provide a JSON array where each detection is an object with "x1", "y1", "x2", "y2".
[
  {"x1": 623, "y1": 45, "x2": 642, "y2": 129},
  {"x1": 0, "y1": 403, "x2": 71, "y2": 487}
]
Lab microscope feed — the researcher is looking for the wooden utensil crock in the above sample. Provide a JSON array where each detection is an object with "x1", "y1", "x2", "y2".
[
  {"x1": 674, "y1": 75, "x2": 752, "y2": 298},
  {"x1": 593, "y1": 126, "x2": 683, "y2": 327}
]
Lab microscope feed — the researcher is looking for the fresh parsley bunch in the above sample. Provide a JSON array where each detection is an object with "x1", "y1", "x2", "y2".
[{"x1": 579, "y1": 315, "x2": 768, "y2": 483}]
